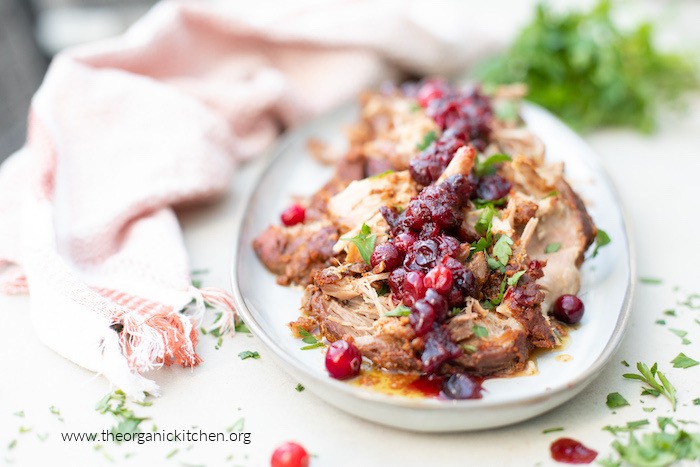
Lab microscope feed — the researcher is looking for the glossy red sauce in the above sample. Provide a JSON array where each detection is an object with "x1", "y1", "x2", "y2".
[
  {"x1": 550, "y1": 438, "x2": 598, "y2": 464},
  {"x1": 408, "y1": 375, "x2": 444, "y2": 397}
]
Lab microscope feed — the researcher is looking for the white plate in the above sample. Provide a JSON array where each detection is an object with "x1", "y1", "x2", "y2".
[{"x1": 230, "y1": 102, "x2": 634, "y2": 432}]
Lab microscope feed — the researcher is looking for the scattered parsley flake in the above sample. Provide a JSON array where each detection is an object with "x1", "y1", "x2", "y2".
[
  {"x1": 18, "y1": 426, "x2": 31, "y2": 434},
  {"x1": 416, "y1": 130, "x2": 437, "y2": 151},
  {"x1": 655, "y1": 319, "x2": 666, "y2": 325},
  {"x1": 166, "y1": 449, "x2": 178, "y2": 459},
  {"x1": 295, "y1": 384, "x2": 305, "y2": 392},
  {"x1": 671, "y1": 352, "x2": 699, "y2": 369},
  {"x1": 639, "y1": 277, "x2": 663, "y2": 285},
  {"x1": 643, "y1": 407, "x2": 656, "y2": 413},
  {"x1": 36, "y1": 433, "x2": 49, "y2": 442},
  {"x1": 472, "y1": 325, "x2": 489, "y2": 339},
  {"x1": 96, "y1": 390, "x2": 149, "y2": 438},
  {"x1": 664, "y1": 309, "x2": 677, "y2": 316},
  {"x1": 7, "y1": 440, "x2": 16, "y2": 450},
  {"x1": 462, "y1": 344, "x2": 477, "y2": 353},
  {"x1": 623, "y1": 362, "x2": 676, "y2": 411},
  {"x1": 606, "y1": 392, "x2": 630, "y2": 409},
  {"x1": 678, "y1": 293, "x2": 700, "y2": 309},
  {"x1": 507, "y1": 270, "x2": 526, "y2": 287},
  {"x1": 642, "y1": 388, "x2": 661, "y2": 397},
  {"x1": 297, "y1": 327, "x2": 325, "y2": 350},
  {"x1": 693, "y1": 398, "x2": 700, "y2": 406},
  {"x1": 238, "y1": 351, "x2": 260, "y2": 360},
  {"x1": 475, "y1": 205, "x2": 496, "y2": 237},
  {"x1": 543, "y1": 427, "x2": 564, "y2": 434},
  {"x1": 377, "y1": 283, "x2": 390, "y2": 296},
  {"x1": 48, "y1": 405, "x2": 63, "y2": 422},
  {"x1": 669, "y1": 329, "x2": 691, "y2": 345},
  {"x1": 234, "y1": 321, "x2": 251, "y2": 334},
  {"x1": 593, "y1": 229, "x2": 611, "y2": 257},
  {"x1": 621, "y1": 360, "x2": 630, "y2": 367},
  {"x1": 384, "y1": 305, "x2": 411, "y2": 317},
  {"x1": 340, "y1": 223, "x2": 376, "y2": 265},
  {"x1": 369, "y1": 170, "x2": 394, "y2": 179},
  {"x1": 474, "y1": 153, "x2": 512, "y2": 177},
  {"x1": 492, "y1": 234, "x2": 513, "y2": 266},
  {"x1": 544, "y1": 242, "x2": 561, "y2": 254},
  {"x1": 227, "y1": 418, "x2": 245, "y2": 432},
  {"x1": 13, "y1": 411, "x2": 24, "y2": 418}
]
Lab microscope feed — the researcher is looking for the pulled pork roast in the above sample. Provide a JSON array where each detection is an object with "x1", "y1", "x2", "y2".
[{"x1": 256, "y1": 80, "x2": 597, "y2": 378}]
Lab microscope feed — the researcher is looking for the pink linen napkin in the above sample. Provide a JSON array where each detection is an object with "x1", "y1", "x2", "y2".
[{"x1": 0, "y1": 0, "x2": 520, "y2": 398}]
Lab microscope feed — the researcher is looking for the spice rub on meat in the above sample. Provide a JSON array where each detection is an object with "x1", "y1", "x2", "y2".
[{"x1": 254, "y1": 79, "x2": 600, "y2": 384}]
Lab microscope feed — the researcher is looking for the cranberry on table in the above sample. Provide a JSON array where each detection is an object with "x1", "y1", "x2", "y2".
[
  {"x1": 552, "y1": 294, "x2": 585, "y2": 324},
  {"x1": 271, "y1": 441, "x2": 310, "y2": 467},
  {"x1": 550, "y1": 438, "x2": 598, "y2": 464},
  {"x1": 370, "y1": 242, "x2": 402, "y2": 271},
  {"x1": 325, "y1": 340, "x2": 362, "y2": 379},
  {"x1": 280, "y1": 204, "x2": 305, "y2": 227}
]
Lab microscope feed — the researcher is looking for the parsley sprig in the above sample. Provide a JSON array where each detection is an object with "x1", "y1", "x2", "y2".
[
  {"x1": 384, "y1": 305, "x2": 411, "y2": 317},
  {"x1": 474, "y1": 154, "x2": 512, "y2": 177},
  {"x1": 623, "y1": 362, "x2": 677, "y2": 411},
  {"x1": 341, "y1": 223, "x2": 376, "y2": 265}
]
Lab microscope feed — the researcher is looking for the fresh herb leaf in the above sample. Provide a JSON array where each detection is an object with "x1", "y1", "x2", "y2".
[
  {"x1": 238, "y1": 351, "x2": 260, "y2": 360},
  {"x1": 491, "y1": 276, "x2": 508, "y2": 307},
  {"x1": 417, "y1": 130, "x2": 437, "y2": 151},
  {"x1": 643, "y1": 407, "x2": 656, "y2": 413},
  {"x1": 475, "y1": 205, "x2": 496, "y2": 236},
  {"x1": 472, "y1": 325, "x2": 489, "y2": 339},
  {"x1": 297, "y1": 327, "x2": 325, "y2": 350},
  {"x1": 475, "y1": 0, "x2": 699, "y2": 133},
  {"x1": 377, "y1": 283, "x2": 390, "y2": 296},
  {"x1": 492, "y1": 234, "x2": 513, "y2": 266},
  {"x1": 474, "y1": 153, "x2": 512, "y2": 177},
  {"x1": 544, "y1": 242, "x2": 561, "y2": 254},
  {"x1": 671, "y1": 352, "x2": 699, "y2": 369},
  {"x1": 639, "y1": 277, "x2": 663, "y2": 285},
  {"x1": 593, "y1": 229, "x2": 611, "y2": 257},
  {"x1": 450, "y1": 307, "x2": 462, "y2": 318},
  {"x1": 369, "y1": 170, "x2": 394, "y2": 179},
  {"x1": 664, "y1": 309, "x2": 676, "y2": 316},
  {"x1": 543, "y1": 427, "x2": 564, "y2": 434},
  {"x1": 606, "y1": 392, "x2": 630, "y2": 409},
  {"x1": 693, "y1": 398, "x2": 700, "y2": 406},
  {"x1": 384, "y1": 305, "x2": 411, "y2": 317},
  {"x1": 341, "y1": 223, "x2": 376, "y2": 265},
  {"x1": 655, "y1": 319, "x2": 666, "y2": 325},
  {"x1": 461, "y1": 344, "x2": 477, "y2": 353},
  {"x1": 234, "y1": 320, "x2": 251, "y2": 334},
  {"x1": 623, "y1": 362, "x2": 676, "y2": 411},
  {"x1": 295, "y1": 384, "x2": 305, "y2": 392},
  {"x1": 507, "y1": 270, "x2": 526, "y2": 287},
  {"x1": 472, "y1": 197, "x2": 508, "y2": 209}
]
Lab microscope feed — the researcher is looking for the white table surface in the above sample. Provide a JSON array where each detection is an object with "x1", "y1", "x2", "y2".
[{"x1": 2, "y1": 5, "x2": 700, "y2": 467}]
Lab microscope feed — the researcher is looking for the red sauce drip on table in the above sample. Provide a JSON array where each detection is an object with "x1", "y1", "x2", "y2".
[
  {"x1": 407, "y1": 375, "x2": 444, "y2": 397},
  {"x1": 550, "y1": 438, "x2": 598, "y2": 464}
]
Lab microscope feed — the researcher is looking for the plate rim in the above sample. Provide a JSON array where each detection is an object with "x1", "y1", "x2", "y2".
[{"x1": 229, "y1": 101, "x2": 636, "y2": 414}]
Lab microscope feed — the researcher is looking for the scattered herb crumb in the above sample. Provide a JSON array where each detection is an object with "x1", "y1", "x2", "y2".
[
  {"x1": 297, "y1": 327, "x2": 325, "y2": 350},
  {"x1": 472, "y1": 325, "x2": 489, "y2": 339},
  {"x1": 234, "y1": 321, "x2": 251, "y2": 334},
  {"x1": 621, "y1": 360, "x2": 629, "y2": 367},
  {"x1": 18, "y1": 426, "x2": 31, "y2": 434},
  {"x1": 227, "y1": 418, "x2": 245, "y2": 432},
  {"x1": 36, "y1": 433, "x2": 49, "y2": 442},
  {"x1": 295, "y1": 384, "x2": 305, "y2": 392},
  {"x1": 48, "y1": 405, "x2": 63, "y2": 422},
  {"x1": 7, "y1": 440, "x2": 16, "y2": 450},
  {"x1": 238, "y1": 351, "x2": 260, "y2": 360},
  {"x1": 655, "y1": 319, "x2": 666, "y2": 325},
  {"x1": 340, "y1": 223, "x2": 376, "y2": 265},
  {"x1": 694, "y1": 398, "x2": 700, "y2": 406},
  {"x1": 663, "y1": 309, "x2": 677, "y2": 316},
  {"x1": 606, "y1": 392, "x2": 630, "y2": 409},
  {"x1": 166, "y1": 449, "x2": 178, "y2": 459},
  {"x1": 639, "y1": 277, "x2": 663, "y2": 285},
  {"x1": 96, "y1": 390, "x2": 149, "y2": 437},
  {"x1": 643, "y1": 407, "x2": 656, "y2": 413},
  {"x1": 669, "y1": 329, "x2": 691, "y2": 345},
  {"x1": 671, "y1": 352, "x2": 699, "y2": 369},
  {"x1": 384, "y1": 304, "x2": 411, "y2": 317},
  {"x1": 542, "y1": 427, "x2": 564, "y2": 434},
  {"x1": 544, "y1": 242, "x2": 561, "y2": 254}
]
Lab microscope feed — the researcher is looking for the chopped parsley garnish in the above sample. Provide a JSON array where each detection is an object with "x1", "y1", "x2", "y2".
[
  {"x1": 238, "y1": 350, "x2": 260, "y2": 360},
  {"x1": 472, "y1": 325, "x2": 489, "y2": 339},
  {"x1": 542, "y1": 427, "x2": 564, "y2": 434},
  {"x1": 369, "y1": 170, "x2": 394, "y2": 179},
  {"x1": 227, "y1": 417, "x2": 245, "y2": 432},
  {"x1": 385, "y1": 305, "x2": 411, "y2": 317},
  {"x1": 295, "y1": 384, "x2": 305, "y2": 392},
  {"x1": 416, "y1": 130, "x2": 437, "y2": 151},
  {"x1": 603, "y1": 419, "x2": 650, "y2": 435},
  {"x1": 655, "y1": 319, "x2": 666, "y2": 326},
  {"x1": 474, "y1": 153, "x2": 512, "y2": 177},
  {"x1": 639, "y1": 277, "x2": 663, "y2": 285},
  {"x1": 507, "y1": 270, "x2": 526, "y2": 287},
  {"x1": 623, "y1": 362, "x2": 676, "y2": 411},
  {"x1": 48, "y1": 405, "x2": 63, "y2": 422},
  {"x1": 462, "y1": 344, "x2": 477, "y2": 353},
  {"x1": 95, "y1": 390, "x2": 149, "y2": 437},
  {"x1": 13, "y1": 411, "x2": 24, "y2": 418},
  {"x1": 606, "y1": 392, "x2": 630, "y2": 409},
  {"x1": 297, "y1": 327, "x2": 325, "y2": 350},
  {"x1": 450, "y1": 307, "x2": 462, "y2": 318},
  {"x1": 166, "y1": 449, "x2": 179, "y2": 459},
  {"x1": 693, "y1": 398, "x2": 700, "y2": 406},
  {"x1": 643, "y1": 407, "x2": 656, "y2": 413},
  {"x1": 341, "y1": 223, "x2": 376, "y2": 265},
  {"x1": 669, "y1": 329, "x2": 691, "y2": 345},
  {"x1": 377, "y1": 283, "x2": 390, "y2": 296},
  {"x1": 592, "y1": 229, "x2": 611, "y2": 257},
  {"x1": 492, "y1": 234, "x2": 513, "y2": 266},
  {"x1": 234, "y1": 320, "x2": 251, "y2": 334},
  {"x1": 544, "y1": 242, "x2": 561, "y2": 254},
  {"x1": 490, "y1": 276, "x2": 508, "y2": 307},
  {"x1": 621, "y1": 360, "x2": 630, "y2": 367},
  {"x1": 679, "y1": 293, "x2": 700, "y2": 309},
  {"x1": 671, "y1": 352, "x2": 699, "y2": 369},
  {"x1": 663, "y1": 309, "x2": 676, "y2": 316},
  {"x1": 475, "y1": 205, "x2": 496, "y2": 237},
  {"x1": 603, "y1": 417, "x2": 700, "y2": 467},
  {"x1": 472, "y1": 197, "x2": 508, "y2": 209}
]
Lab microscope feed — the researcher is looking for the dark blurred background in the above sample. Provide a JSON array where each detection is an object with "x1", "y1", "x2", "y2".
[{"x1": 0, "y1": 0, "x2": 154, "y2": 161}]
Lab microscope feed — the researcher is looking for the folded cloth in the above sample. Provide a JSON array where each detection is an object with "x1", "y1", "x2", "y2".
[{"x1": 0, "y1": 0, "x2": 519, "y2": 399}]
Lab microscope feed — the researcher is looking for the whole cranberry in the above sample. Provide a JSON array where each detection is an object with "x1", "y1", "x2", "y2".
[
  {"x1": 410, "y1": 299, "x2": 436, "y2": 337},
  {"x1": 271, "y1": 441, "x2": 310, "y2": 467},
  {"x1": 370, "y1": 242, "x2": 402, "y2": 271},
  {"x1": 394, "y1": 232, "x2": 417, "y2": 253},
  {"x1": 416, "y1": 80, "x2": 447, "y2": 107},
  {"x1": 325, "y1": 340, "x2": 362, "y2": 379},
  {"x1": 280, "y1": 204, "x2": 305, "y2": 227},
  {"x1": 552, "y1": 294, "x2": 585, "y2": 324},
  {"x1": 388, "y1": 268, "x2": 407, "y2": 299},
  {"x1": 402, "y1": 271, "x2": 427, "y2": 306},
  {"x1": 442, "y1": 374, "x2": 482, "y2": 400},
  {"x1": 424, "y1": 265, "x2": 454, "y2": 295}
]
